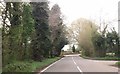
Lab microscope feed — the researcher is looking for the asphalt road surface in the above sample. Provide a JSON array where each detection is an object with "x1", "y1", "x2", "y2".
[{"x1": 40, "y1": 54, "x2": 119, "y2": 74}]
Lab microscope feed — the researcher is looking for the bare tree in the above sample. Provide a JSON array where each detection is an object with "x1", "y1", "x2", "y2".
[{"x1": 67, "y1": 18, "x2": 98, "y2": 56}]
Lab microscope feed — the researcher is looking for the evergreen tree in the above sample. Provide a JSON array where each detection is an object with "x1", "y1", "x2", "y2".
[
  {"x1": 72, "y1": 45, "x2": 75, "y2": 53},
  {"x1": 31, "y1": 2, "x2": 51, "y2": 61},
  {"x1": 106, "y1": 29, "x2": 120, "y2": 57},
  {"x1": 2, "y1": 2, "x2": 23, "y2": 65},
  {"x1": 21, "y1": 3, "x2": 35, "y2": 60}
]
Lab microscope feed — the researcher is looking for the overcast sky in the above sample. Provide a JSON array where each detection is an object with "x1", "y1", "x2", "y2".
[{"x1": 49, "y1": 0, "x2": 120, "y2": 32}]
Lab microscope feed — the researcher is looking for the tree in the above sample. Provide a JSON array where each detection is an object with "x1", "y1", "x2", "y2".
[
  {"x1": 68, "y1": 18, "x2": 97, "y2": 57},
  {"x1": 106, "y1": 28, "x2": 120, "y2": 57},
  {"x1": 2, "y1": 2, "x2": 23, "y2": 66},
  {"x1": 72, "y1": 45, "x2": 75, "y2": 52},
  {"x1": 31, "y1": 2, "x2": 51, "y2": 61},
  {"x1": 92, "y1": 23, "x2": 109, "y2": 57},
  {"x1": 92, "y1": 32, "x2": 107, "y2": 57},
  {"x1": 21, "y1": 3, "x2": 35, "y2": 60},
  {"x1": 49, "y1": 4, "x2": 68, "y2": 57},
  {"x1": 2, "y1": 2, "x2": 35, "y2": 66},
  {"x1": 2, "y1": 2, "x2": 11, "y2": 66}
]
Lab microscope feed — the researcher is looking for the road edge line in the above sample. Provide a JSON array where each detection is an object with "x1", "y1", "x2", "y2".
[{"x1": 40, "y1": 57, "x2": 64, "y2": 72}]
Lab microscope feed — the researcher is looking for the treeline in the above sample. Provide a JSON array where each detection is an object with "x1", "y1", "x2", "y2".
[
  {"x1": 92, "y1": 27, "x2": 120, "y2": 57},
  {"x1": 69, "y1": 18, "x2": 120, "y2": 57},
  {"x1": 2, "y1": 2, "x2": 68, "y2": 66}
]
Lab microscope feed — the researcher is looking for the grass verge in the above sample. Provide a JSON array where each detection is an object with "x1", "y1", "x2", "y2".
[
  {"x1": 92, "y1": 57, "x2": 120, "y2": 61},
  {"x1": 115, "y1": 62, "x2": 120, "y2": 68},
  {"x1": 31, "y1": 57, "x2": 60, "y2": 72},
  {"x1": 0, "y1": 68, "x2": 2, "y2": 74},
  {"x1": 3, "y1": 57, "x2": 60, "y2": 72},
  {"x1": 80, "y1": 55, "x2": 120, "y2": 61}
]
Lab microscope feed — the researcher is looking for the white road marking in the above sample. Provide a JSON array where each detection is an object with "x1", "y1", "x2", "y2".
[
  {"x1": 40, "y1": 57, "x2": 64, "y2": 73},
  {"x1": 72, "y1": 57, "x2": 83, "y2": 73},
  {"x1": 72, "y1": 57, "x2": 77, "y2": 65},
  {"x1": 77, "y1": 66, "x2": 82, "y2": 72}
]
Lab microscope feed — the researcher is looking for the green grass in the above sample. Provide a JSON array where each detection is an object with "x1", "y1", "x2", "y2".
[
  {"x1": 0, "y1": 68, "x2": 2, "y2": 74},
  {"x1": 30, "y1": 57, "x2": 60, "y2": 72},
  {"x1": 3, "y1": 57, "x2": 60, "y2": 72},
  {"x1": 115, "y1": 62, "x2": 120, "y2": 68},
  {"x1": 80, "y1": 55, "x2": 120, "y2": 61},
  {"x1": 92, "y1": 57, "x2": 120, "y2": 61}
]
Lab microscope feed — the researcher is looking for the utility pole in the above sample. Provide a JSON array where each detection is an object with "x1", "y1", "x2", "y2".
[{"x1": 118, "y1": 2, "x2": 120, "y2": 37}]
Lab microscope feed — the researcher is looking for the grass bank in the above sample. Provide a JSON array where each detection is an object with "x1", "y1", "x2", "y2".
[
  {"x1": 3, "y1": 57, "x2": 60, "y2": 72},
  {"x1": 115, "y1": 62, "x2": 120, "y2": 68},
  {"x1": 80, "y1": 55, "x2": 120, "y2": 61}
]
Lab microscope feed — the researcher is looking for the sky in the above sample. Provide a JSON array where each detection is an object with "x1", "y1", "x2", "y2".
[
  {"x1": 0, "y1": 0, "x2": 119, "y2": 31},
  {"x1": 49, "y1": 0, "x2": 120, "y2": 32}
]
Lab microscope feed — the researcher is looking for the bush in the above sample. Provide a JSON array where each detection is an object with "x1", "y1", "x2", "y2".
[
  {"x1": 3, "y1": 61, "x2": 31, "y2": 72},
  {"x1": 3, "y1": 57, "x2": 60, "y2": 72}
]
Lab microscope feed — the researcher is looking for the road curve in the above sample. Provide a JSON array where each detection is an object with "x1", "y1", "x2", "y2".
[{"x1": 40, "y1": 54, "x2": 119, "y2": 74}]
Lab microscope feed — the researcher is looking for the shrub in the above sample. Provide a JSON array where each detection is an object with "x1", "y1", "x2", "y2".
[{"x1": 3, "y1": 61, "x2": 31, "y2": 72}]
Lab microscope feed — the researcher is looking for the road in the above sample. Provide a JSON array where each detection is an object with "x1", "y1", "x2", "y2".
[{"x1": 40, "y1": 54, "x2": 119, "y2": 74}]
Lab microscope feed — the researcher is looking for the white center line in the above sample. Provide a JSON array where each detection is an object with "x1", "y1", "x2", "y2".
[
  {"x1": 72, "y1": 57, "x2": 83, "y2": 73},
  {"x1": 77, "y1": 66, "x2": 82, "y2": 72},
  {"x1": 72, "y1": 58, "x2": 77, "y2": 65}
]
